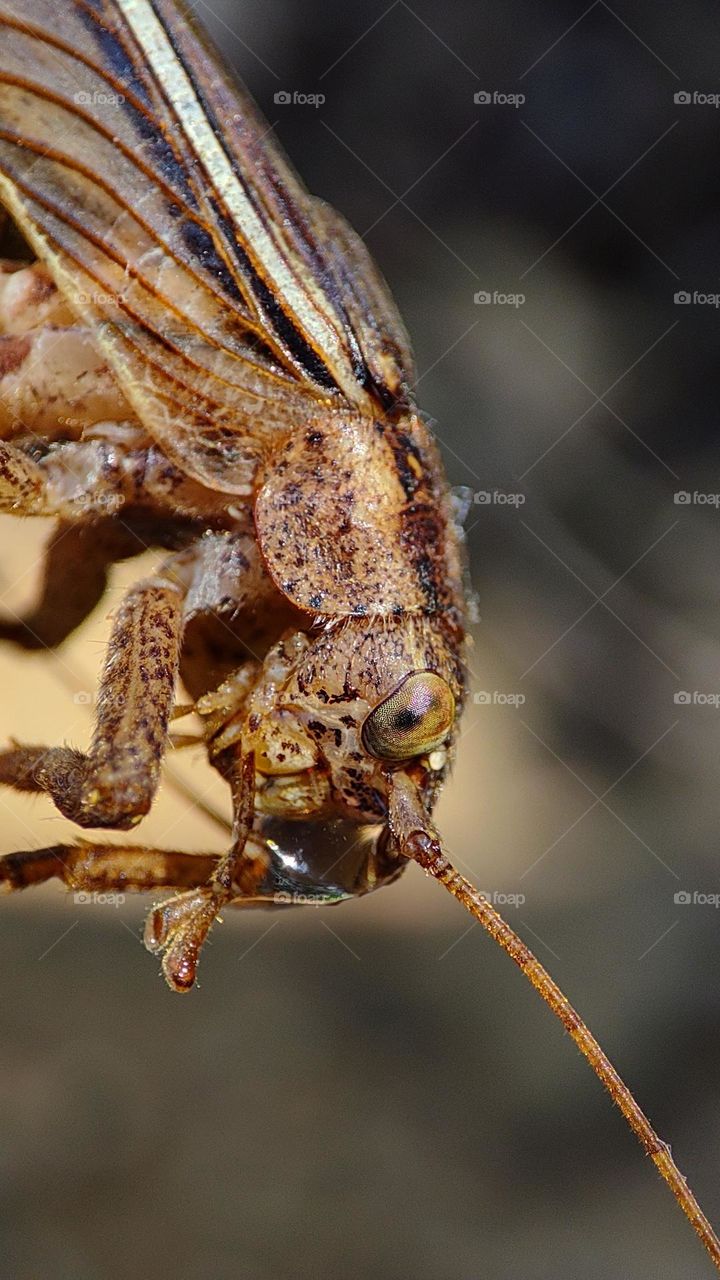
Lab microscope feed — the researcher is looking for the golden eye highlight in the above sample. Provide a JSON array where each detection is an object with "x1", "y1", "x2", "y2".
[{"x1": 362, "y1": 671, "x2": 455, "y2": 762}]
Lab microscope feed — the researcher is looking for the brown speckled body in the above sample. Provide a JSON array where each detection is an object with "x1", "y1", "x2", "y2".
[
  {"x1": 1, "y1": 10, "x2": 719, "y2": 1275},
  {"x1": 0, "y1": 0, "x2": 467, "y2": 990}
]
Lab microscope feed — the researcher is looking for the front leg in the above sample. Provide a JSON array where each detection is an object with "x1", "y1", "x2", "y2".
[
  {"x1": 0, "y1": 841, "x2": 218, "y2": 894},
  {"x1": 0, "y1": 439, "x2": 133, "y2": 517},
  {"x1": 143, "y1": 751, "x2": 261, "y2": 992},
  {"x1": 0, "y1": 573, "x2": 183, "y2": 826},
  {"x1": 0, "y1": 437, "x2": 236, "y2": 520},
  {"x1": 0, "y1": 533, "x2": 261, "y2": 827}
]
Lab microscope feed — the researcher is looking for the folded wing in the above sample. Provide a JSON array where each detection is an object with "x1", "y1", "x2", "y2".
[{"x1": 0, "y1": 0, "x2": 416, "y2": 491}]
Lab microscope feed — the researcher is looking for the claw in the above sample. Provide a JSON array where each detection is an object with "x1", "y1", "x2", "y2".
[
  {"x1": 143, "y1": 888, "x2": 206, "y2": 951},
  {"x1": 144, "y1": 888, "x2": 220, "y2": 992}
]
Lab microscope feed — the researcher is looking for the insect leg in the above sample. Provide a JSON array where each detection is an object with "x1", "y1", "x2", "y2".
[
  {"x1": 0, "y1": 533, "x2": 259, "y2": 827},
  {"x1": 0, "y1": 440, "x2": 130, "y2": 517},
  {"x1": 0, "y1": 842, "x2": 217, "y2": 894},
  {"x1": 0, "y1": 571, "x2": 185, "y2": 827},
  {"x1": 143, "y1": 752, "x2": 259, "y2": 993},
  {"x1": 0, "y1": 440, "x2": 44, "y2": 510}
]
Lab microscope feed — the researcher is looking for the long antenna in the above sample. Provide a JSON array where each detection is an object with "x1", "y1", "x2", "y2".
[
  {"x1": 407, "y1": 835, "x2": 720, "y2": 1273},
  {"x1": 4, "y1": 560, "x2": 718, "y2": 1262}
]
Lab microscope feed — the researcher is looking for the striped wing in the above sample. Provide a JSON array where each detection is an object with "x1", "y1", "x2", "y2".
[{"x1": 0, "y1": 0, "x2": 416, "y2": 491}]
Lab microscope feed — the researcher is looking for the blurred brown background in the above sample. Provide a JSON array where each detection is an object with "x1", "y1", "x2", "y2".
[{"x1": 3, "y1": 1, "x2": 720, "y2": 1276}]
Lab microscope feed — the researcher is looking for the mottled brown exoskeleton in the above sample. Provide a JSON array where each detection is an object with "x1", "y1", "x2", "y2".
[
  {"x1": 0, "y1": 0, "x2": 468, "y2": 991},
  {"x1": 1, "y1": 0, "x2": 719, "y2": 1267}
]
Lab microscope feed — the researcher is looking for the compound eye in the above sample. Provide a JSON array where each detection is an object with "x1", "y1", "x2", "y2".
[{"x1": 362, "y1": 671, "x2": 455, "y2": 762}]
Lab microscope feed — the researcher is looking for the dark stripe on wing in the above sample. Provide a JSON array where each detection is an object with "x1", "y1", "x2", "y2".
[
  {"x1": 148, "y1": 0, "x2": 344, "y2": 394},
  {"x1": 0, "y1": 145, "x2": 293, "y2": 390},
  {"x1": 77, "y1": 0, "x2": 203, "y2": 207},
  {"x1": 210, "y1": 200, "x2": 339, "y2": 393}
]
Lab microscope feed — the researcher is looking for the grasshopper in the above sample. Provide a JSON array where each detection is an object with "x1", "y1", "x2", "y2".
[{"x1": 0, "y1": 0, "x2": 718, "y2": 1267}]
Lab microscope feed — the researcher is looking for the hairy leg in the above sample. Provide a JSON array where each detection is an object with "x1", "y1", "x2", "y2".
[
  {"x1": 0, "y1": 436, "x2": 240, "y2": 520},
  {"x1": 0, "y1": 820, "x2": 290, "y2": 996},
  {"x1": 0, "y1": 438, "x2": 129, "y2": 517},
  {"x1": 0, "y1": 437, "x2": 158, "y2": 518},
  {"x1": 0, "y1": 507, "x2": 220, "y2": 652},
  {"x1": 0, "y1": 574, "x2": 184, "y2": 827},
  {"x1": 0, "y1": 439, "x2": 43, "y2": 508},
  {"x1": 143, "y1": 752, "x2": 262, "y2": 992},
  {"x1": 0, "y1": 532, "x2": 261, "y2": 827},
  {"x1": 0, "y1": 833, "x2": 296, "y2": 985},
  {"x1": 0, "y1": 841, "x2": 217, "y2": 893}
]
